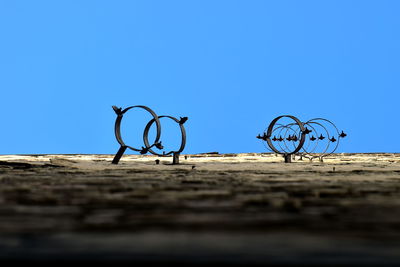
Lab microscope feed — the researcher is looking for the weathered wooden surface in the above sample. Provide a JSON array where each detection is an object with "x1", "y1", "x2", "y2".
[{"x1": 0, "y1": 153, "x2": 400, "y2": 265}]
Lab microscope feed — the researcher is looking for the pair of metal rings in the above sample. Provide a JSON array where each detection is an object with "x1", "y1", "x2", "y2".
[{"x1": 112, "y1": 105, "x2": 187, "y2": 164}]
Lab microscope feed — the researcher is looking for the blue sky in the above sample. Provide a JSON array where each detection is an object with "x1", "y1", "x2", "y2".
[{"x1": 0, "y1": 0, "x2": 399, "y2": 154}]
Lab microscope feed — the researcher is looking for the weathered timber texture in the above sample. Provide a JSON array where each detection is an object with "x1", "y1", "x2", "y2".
[{"x1": 0, "y1": 153, "x2": 400, "y2": 265}]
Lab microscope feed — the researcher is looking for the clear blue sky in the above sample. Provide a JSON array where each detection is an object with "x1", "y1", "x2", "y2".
[{"x1": 0, "y1": 0, "x2": 399, "y2": 154}]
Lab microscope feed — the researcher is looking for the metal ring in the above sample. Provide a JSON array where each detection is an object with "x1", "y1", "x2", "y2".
[
  {"x1": 143, "y1": 115, "x2": 186, "y2": 156},
  {"x1": 266, "y1": 115, "x2": 306, "y2": 155},
  {"x1": 305, "y1": 118, "x2": 341, "y2": 158},
  {"x1": 114, "y1": 105, "x2": 161, "y2": 152}
]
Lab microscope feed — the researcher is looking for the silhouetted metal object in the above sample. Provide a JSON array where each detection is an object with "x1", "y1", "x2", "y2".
[
  {"x1": 143, "y1": 115, "x2": 187, "y2": 164},
  {"x1": 257, "y1": 115, "x2": 346, "y2": 163},
  {"x1": 257, "y1": 115, "x2": 306, "y2": 163},
  {"x1": 112, "y1": 105, "x2": 187, "y2": 165}
]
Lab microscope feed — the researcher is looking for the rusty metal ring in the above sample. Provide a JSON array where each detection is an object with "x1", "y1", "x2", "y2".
[
  {"x1": 113, "y1": 105, "x2": 161, "y2": 152},
  {"x1": 266, "y1": 115, "x2": 306, "y2": 155},
  {"x1": 305, "y1": 118, "x2": 341, "y2": 158},
  {"x1": 303, "y1": 121, "x2": 330, "y2": 155},
  {"x1": 143, "y1": 115, "x2": 187, "y2": 156}
]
